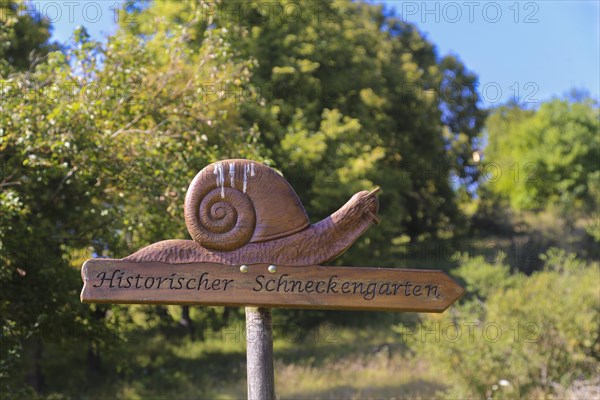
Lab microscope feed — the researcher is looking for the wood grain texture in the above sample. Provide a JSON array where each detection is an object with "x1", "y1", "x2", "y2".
[
  {"x1": 81, "y1": 259, "x2": 464, "y2": 312},
  {"x1": 123, "y1": 159, "x2": 380, "y2": 266}
]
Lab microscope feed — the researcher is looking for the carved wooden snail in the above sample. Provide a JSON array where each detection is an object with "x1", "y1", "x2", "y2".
[{"x1": 126, "y1": 159, "x2": 380, "y2": 266}]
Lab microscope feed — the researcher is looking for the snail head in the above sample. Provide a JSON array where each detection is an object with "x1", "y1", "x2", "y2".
[{"x1": 351, "y1": 186, "x2": 381, "y2": 225}]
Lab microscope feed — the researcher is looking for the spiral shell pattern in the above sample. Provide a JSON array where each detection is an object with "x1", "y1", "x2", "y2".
[
  {"x1": 184, "y1": 160, "x2": 311, "y2": 252},
  {"x1": 185, "y1": 165, "x2": 256, "y2": 251}
]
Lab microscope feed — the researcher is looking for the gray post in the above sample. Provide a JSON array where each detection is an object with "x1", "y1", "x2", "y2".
[{"x1": 245, "y1": 307, "x2": 275, "y2": 400}]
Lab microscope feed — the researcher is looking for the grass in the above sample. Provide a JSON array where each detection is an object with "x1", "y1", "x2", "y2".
[
  {"x1": 191, "y1": 323, "x2": 445, "y2": 399},
  {"x1": 273, "y1": 353, "x2": 443, "y2": 399},
  {"x1": 87, "y1": 319, "x2": 445, "y2": 399}
]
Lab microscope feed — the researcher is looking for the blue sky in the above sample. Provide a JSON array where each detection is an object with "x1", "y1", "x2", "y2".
[
  {"x1": 380, "y1": 0, "x2": 600, "y2": 106},
  {"x1": 46, "y1": 1, "x2": 599, "y2": 107}
]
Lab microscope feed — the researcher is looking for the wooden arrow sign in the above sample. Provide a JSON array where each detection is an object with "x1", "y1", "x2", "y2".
[
  {"x1": 81, "y1": 259, "x2": 464, "y2": 312},
  {"x1": 80, "y1": 160, "x2": 465, "y2": 313}
]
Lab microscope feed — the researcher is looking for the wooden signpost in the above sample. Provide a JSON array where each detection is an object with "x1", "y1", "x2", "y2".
[
  {"x1": 80, "y1": 159, "x2": 464, "y2": 399},
  {"x1": 82, "y1": 260, "x2": 463, "y2": 312}
]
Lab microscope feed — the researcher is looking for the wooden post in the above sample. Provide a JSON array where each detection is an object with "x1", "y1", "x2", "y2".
[{"x1": 245, "y1": 307, "x2": 275, "y2": 400}]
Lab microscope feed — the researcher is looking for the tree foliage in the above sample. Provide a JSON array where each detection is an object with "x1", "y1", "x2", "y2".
[
  {"x1": 0, "y1": 18, "x2": 262, "y2": 394},
  {"x1": 121, "y1": 0, "x2": 487, "y2": 264},
  {"x1": 0, "y1": 0, "x2": 56, "y2": 74},
  {"x1": 406, "y1": 250, "x2": 600, "y2": 398},
  {"x1": 483, "y1": 99, "x2": 599, "y2": 213}
]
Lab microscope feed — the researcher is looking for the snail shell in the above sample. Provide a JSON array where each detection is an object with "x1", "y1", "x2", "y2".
[
  {"x1": 126, "y1": 159, "x2": 379, "y2": 265},
  {"x1": 184, "y1": 159, "x2": 310, "y2": 251}
]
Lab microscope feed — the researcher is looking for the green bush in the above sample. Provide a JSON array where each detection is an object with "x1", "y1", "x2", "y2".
[{"x1": 399, "y1": 249, "x2": 599, "y2": 398}]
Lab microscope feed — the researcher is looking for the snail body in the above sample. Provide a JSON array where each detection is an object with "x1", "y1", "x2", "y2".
[{"x1": 125, "y1": 159, "x2": 379, "y2": 266}]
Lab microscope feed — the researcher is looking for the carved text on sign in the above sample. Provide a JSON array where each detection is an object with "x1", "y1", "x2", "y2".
[{"x1": 82, "y1": 260, "x2": 464, "y2": 312}]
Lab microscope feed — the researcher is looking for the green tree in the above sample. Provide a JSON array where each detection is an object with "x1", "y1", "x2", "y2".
[
  {"x1": 483, "y1": 99, "x2": 599, "y2": 213},
  {"x1": 0, "y1": 0, "x2": 56, "y2": 74},
  {"x1": 0, "y1": 15, "x2": 262, "y2": 393},
  {"x1": 120, "y1": 0, "x2": 487, "y2": 264},
  {"x1": 481, "y1": 98, "x2": 600, "y2": 250}
]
